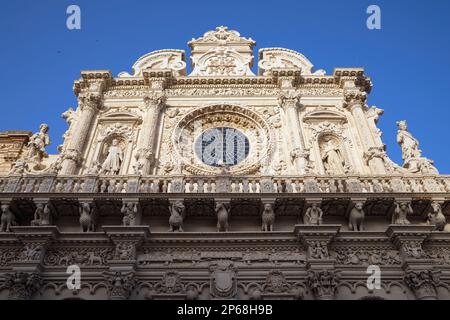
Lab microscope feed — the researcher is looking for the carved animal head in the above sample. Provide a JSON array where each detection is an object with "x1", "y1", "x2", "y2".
[
  {"x1": 431, "y1": 202, "x2": 442, "y2": 214},
  {"x1": 354, "y1": 202, "x2": 364, "y2": 211},
  {"x1": 1, "y1": 204, "x2": 9, "y2": 213},
  {"x1": 264, "y1": 204, "x2": 273, "y2": 212}
]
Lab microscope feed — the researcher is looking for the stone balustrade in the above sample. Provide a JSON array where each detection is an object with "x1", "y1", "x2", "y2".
[{"x1": 0, "y1": 174, "x2": 449, "y2": 194}]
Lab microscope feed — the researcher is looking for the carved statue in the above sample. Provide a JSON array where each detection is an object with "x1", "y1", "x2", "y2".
[
  {"x1": 101, "y1": 139, "x2": 123, "y2": 175},
  {"x1": 31, "y1": 204, "x2": 51, "y2": 226},
  {"x1": 348, "y1": 202, "x2": 365, "y2": 231},
  {"x1": 261, "y1": 203, "x2": 275, "y2": 232},
  {"x1": 9, "y1": 159, "x2": 29, "y2": 175},
  {"x1": 27, "y1": 124, "x2": 51, "y2": 168},
  {"x1": 216, "y1": 203, "x2": 229, "y2": 232},
  {"x1": 79, "y1": 203, "x2": 95, "y2": 232},
  {"x1": 168, "y1": 201, "x2": 185, "y2": 232},
  {"x1": 121, "y1": 203, "x2": 138, "y2": 226},
  {"x1": 321, "y1": 138, "x2": 346, "y2": 175},
  {"x1": 0, "y1": 204, "x2": 16, "y2": 232},
  {"x1": 396, "y1": 121, "x2": 421, "y2": 162},
  {"x1": 304, "y1": 203, "x2": 323, "y2": 225},
  {"x1": 427, "y1": 202, "x2": 446, "y2": 231},
  {"x1": 392, "y1": 202, "x2": 412, "y2": 225},
  {"x1": 396, "y1": 120, "x2": 438, "y2": 174}
]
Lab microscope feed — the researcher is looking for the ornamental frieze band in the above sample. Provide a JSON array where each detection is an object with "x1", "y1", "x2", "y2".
[{"x1": 0, "y1": 26, "x2": 449, "y2": 300}]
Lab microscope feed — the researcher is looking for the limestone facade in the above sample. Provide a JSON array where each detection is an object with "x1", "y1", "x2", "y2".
[{"x1": 0, "y1": 26, "x2": 449, "y2": 300}]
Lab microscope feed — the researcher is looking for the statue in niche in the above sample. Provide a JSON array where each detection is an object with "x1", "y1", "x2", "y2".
[
  {"x1": 27, "y1": 124, "x2": 51, "y2": 169},
  {"x1": 101, "y1": 139, "x2": 124, "y2": 175},
  {"x1": 320, "y1": 137, "x2": 346, "y2": 175},
  {"x1": 304, "y1": 203, "x2": 323, "y2": 225}
]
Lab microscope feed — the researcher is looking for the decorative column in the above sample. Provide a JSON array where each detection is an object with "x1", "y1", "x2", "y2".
[
  {"x1": 102, "y1": 225, "x2": 150, "y2": 300},
  {"x1": 278, "y1": 91, "x2": 308, "y2": 174},
  {"x1": 5, "y1": 226, "x2": 59, "y2": 300},
  {"x1": 344, "y1": 91, "x2": 386, "y2": 174},
  {"x1": 294, "y1": 223, "x2": 341, "y2": 300},
  {"x1": 61, "y1": 80, "x2": 105, "y2": 175},
  {"x1": 135, "y1": 91, "x2": 166, "y2": 175},
  {"x1": 387, "y1": 225, "x2": 438, "y2": 300}
]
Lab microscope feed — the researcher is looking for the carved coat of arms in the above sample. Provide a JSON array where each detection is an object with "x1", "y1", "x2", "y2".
[{"x1": 209, "y1": 261, "x2": 237, "y2": 299}]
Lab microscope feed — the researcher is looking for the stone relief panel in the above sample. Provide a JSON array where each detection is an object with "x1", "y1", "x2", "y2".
[
  {"x1": 332, "y1": 246, "x2": 402, "y2": 266},
  {"x1": 136, "y1": 246, "x2": 306, "y2": 267},
  {"x1": 44, "y1": 247, "x2": 114, "y2": 267}
]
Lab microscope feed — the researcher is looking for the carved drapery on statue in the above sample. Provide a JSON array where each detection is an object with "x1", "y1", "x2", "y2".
[
  {"x1": 26, "y1": 124, "x2": 51, "y2": 171},
  {"x1": 319, "y1": 135, "x2": 349, "y2": 175},
  {"x1": 100, "y1": 138, "x2": 125, "y2": 175},
  {"x1": 396, "y1": 120, "x2": 438, "y2": 174}
]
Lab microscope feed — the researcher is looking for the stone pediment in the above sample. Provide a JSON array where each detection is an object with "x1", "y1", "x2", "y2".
[
  {"x1": 116, "y1": 26, "x2": 325, "y2": 78},
  {"x1": 258, "y1": 48, "x2": 319, "y2": 76},
  {"x1": 118, "y1": 49, "x2": 187, "y2": 77}
]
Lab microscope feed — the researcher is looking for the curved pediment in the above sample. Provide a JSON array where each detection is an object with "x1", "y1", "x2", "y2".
[
  {"x1": 118, "y1": 49, "x2": 187, "y2": 77},
  {"x1": 258, "y1": 48, "x2": 324, "y2": 76}
]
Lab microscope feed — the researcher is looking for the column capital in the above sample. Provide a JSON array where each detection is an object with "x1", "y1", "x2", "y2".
[
  {"x1": 343, "y1": 90, "x2": 367, "y2": 110},
  {"x1": 143, "y1": 91, "x2": 167, "y2": 108},
  {"x1": 77, "y1": 92, "x2": 102, "y2": 112},
  {"x1": 277, "y1": 91, "x2": 301, "y2": 109}
]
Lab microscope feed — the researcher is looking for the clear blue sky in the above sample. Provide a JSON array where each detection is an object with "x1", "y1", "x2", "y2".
[{"x1": 0, "y1": 0, "x2": 449, "y2": 172}]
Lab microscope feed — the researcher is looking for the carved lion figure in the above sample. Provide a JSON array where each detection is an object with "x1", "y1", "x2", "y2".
[
  {"x1": 261, "y1": 203, "x2": 275, "y2": 232},
  {"x1": 348, "y1": 202, "x2": 365, "y2": 231},
  {"x1": 427, "y1": 202, "x2": 446, "y2": 231},
  {"x1": 0, "y1": 204, "x2": 17, "y2": 232}
]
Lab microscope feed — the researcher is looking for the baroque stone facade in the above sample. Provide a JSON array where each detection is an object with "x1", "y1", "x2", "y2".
[{"x1": 0, "y1": 26, "x2": 449, "y2": 300}]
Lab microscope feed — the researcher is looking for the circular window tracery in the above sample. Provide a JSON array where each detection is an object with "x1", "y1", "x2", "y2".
[
  {"x1": 172, "y1": 104, "x2": 274, "y2": 176},
  {"x1": 194, "y1": 127, "x2": 250, "y2": 167}
]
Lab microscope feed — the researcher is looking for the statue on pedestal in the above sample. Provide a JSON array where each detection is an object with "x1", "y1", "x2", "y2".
[
  {"x1": 27, "y1": 124, "x2": 51, "y2": 170},
  {"x1": 396, "y1": 120, "x2": 438, "y2": 174}
]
